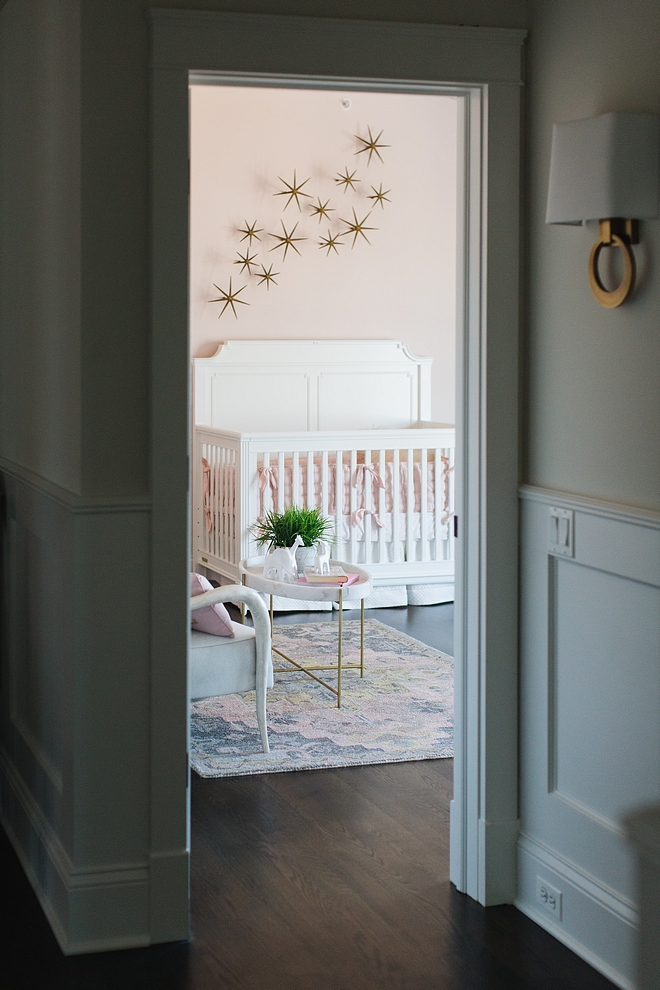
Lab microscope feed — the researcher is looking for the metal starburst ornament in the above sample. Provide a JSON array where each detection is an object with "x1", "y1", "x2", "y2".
[
  {"x1": 237, "y1": 220, "x2": 263, "y2": 244},
  {"x1": 340, "y1": 208, "x2": 377, "y2": 248},
  {"x1": 367, "y1": 184, "x2": 391, "y2": 209},
  {"x1": 274, "y1": 170, "x2": 312, "y2": 211},
  {"x1": 234, "y1": 250, "x2": 259, "y2": 275},
  {"x1": 209, "y1": 278, "x2": 249, "y2": 319},
  {"x1": 310, "y1": 197, "x2": 335, "y2": 223},
  {"x1": 269, "y1": 220, "x2": 306, "y2": 260},
  {"x1": 257, "y1": 263, "x2": 279, "y2": 290},
  {"x1": 334, "y1": 167, "x2": 360, "y2": 193},
  {"x1": 318, "y1": 230, "x2": 344, "y2": 255},
  {"x1": 355, "y1": 126, "x2": 389, "y2": 166}
]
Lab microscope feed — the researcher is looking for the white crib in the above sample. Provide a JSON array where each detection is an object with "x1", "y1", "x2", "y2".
[{"x1": 192, "y1": 340, "x2": 455, "y2": 608}]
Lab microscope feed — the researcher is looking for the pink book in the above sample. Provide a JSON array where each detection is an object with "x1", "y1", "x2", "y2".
[{"x1": 298, "y1": 571, "x2": 360, "y2": 587}]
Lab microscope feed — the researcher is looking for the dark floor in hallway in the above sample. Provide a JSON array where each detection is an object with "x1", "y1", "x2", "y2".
[{"x1": 1, "y1": 604, "x2": 615, "y2": 989}]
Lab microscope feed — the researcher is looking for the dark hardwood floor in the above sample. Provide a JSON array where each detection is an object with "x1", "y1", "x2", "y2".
[
  {"x1": 270, "y1": 601, "x2": 455, "y2": 658},
  {"x1": 1, "y1": 605, "x2": 616, "y2": 989}
]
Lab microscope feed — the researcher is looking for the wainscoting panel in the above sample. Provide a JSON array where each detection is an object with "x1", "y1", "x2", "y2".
[
  {"x1": 0, "y1": 465, "x2": 155, "y2": 952},
  {"x1": 517, "y1": 487, "x2": 660, "y2": 990}
]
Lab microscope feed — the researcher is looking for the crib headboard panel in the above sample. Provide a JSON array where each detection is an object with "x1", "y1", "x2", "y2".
[{"x1": 194, "y1": 340, "x2": 432, "y2": 432}]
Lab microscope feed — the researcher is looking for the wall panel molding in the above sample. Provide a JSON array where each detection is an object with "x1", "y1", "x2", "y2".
[
  {"x1": 519, "y1": 484, "x2": 660, "y2": 528},
  {"x1": 518, "y1": 485, "x2": 660, "y2": 989},
  {"x1": 151, "y1": 10, "x2": 527, "y2": 83},
  {"x1": 1, "y1": 469, "x2": 153, "y2": 952},
  {"x1": 517, "y1": 835, "x2": 636, "y2": 990},
  {"x1": 0, "y1": 748, "x2": 151, "y2": 953},
  {"x1": 0, "y1": 456, "x2": 151, "y2": 514}
]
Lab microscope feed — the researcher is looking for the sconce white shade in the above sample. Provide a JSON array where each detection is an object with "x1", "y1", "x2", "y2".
[{"x1": 546, "y1": 111, "x2": 660, "y2": 224}]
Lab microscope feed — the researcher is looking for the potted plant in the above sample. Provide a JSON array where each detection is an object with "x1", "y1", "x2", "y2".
[{"x1": 251, "y1": 505, "x2": 336, "y2": 571}]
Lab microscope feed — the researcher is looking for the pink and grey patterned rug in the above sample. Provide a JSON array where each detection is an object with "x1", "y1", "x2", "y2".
[{"x1": 190, "y1": 618, "x2": 453, "y2": 777}]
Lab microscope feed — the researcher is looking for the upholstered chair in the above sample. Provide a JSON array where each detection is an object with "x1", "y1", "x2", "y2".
[{"x1": 190, "y1": 585, "x2": 273, "y2": 753}]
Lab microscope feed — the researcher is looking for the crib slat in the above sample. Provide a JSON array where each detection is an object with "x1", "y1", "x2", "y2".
[
  {"x1": 230, "y1": 447, "x2": 236, "y2": 565},
  {"x1": 321, "y1": 451, "x2": 329, "y2": 519},
  {"x1": 199, "y1": 443, "x2": 206, "y2": 557},
  {"x1": 448, "y1": 446, "x2": 455, "y2": 561},
  {"x1": 216, "y1": 445, "x2": 221, "y2": 562},
  {"x1": 335, "y1": 450, "x2": 343, "y2": 563},
  {"x1": 292, "y1": 450, "x2": 300, "y2": 507},
  {"x1": 378, "y1": 448, "x2": 386, "y2": 565},
  {"x1": 434, "y1": 448, "x2": 442, "y2": 561},
  {"x1": 220, "y1": 447, "x2": 229, "y2": 560},
  {"x1": 406, "y1": 449, "x2": 414, "y2": 564},
  {"x1": 223, "y1": 446, "x2": 229, "y2": 563},
  {"x1": 306, "y1": 450, "x2": 314, "y2": 509},
  {"x1": 420, "y1": 447, "x2": 429, "y2": 561},
  {"x1": 277, "y1": 451, "x2": 285, "y2": 512},
  {"x1": 208, "y1": 444, "x2": 214, "y2": 560},
  {"x1": 364, "y1": 448, "x2": 372, "y2": 565},
  {"x1": 392, "y1": 448, "x2": 400, "y2": 561},
  {"x1": 349, "y1": 448, "x2": 358, "y2": 566},
  {"x1": 212, "y1": 444, "x2": 219, "y2": 560}
]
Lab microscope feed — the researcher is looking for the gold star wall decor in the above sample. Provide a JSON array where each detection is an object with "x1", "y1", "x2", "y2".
[
  {"x1": 209, "y1": 278, "x2": 249, "y2": 319},
  {"x1": 310, "y1": 197, "x2": 334, "y2": 223},
  {"x1": 340, "y1": 208, "x2": 377, "y2": 247},
  {"x1": 234, "y1": 250, "x2": 259, "y2": 274},
  {"x1": 318, "y1": 230, "x2": 344, "y2": 255},
  {"x1": 269, "y1": 220, "x2": 306, "y2": 260},
  {"x1": 367, "y1": 184, "x2": 391, "y2": 209},
  {"x1": 334, "y1": 168, "x2": 360, "y2": 193},
  {"x1": 274, "y1": 170, "x2": 312, "y2": 211},
  {"x1": 355, "y1": 126, "x2": 389, "y2": 166},
  {"x1": 208, "y1": 119, "x2": 394, "y2": 317},
  {"x1": 257, "y1": 263, "x2": 279, "y2": 289},
  {"x1": 238, "y1": 220, "x2": 263, "y2": 243}
]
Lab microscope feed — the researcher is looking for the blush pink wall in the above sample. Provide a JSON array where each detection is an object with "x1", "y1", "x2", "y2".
[{"x1": 190, "y1": 84, "x2": 457, "y2": 424}]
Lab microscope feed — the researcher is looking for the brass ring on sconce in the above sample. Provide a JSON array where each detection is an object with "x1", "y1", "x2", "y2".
[{"x1": 588, "y1": 219, "x2": 636, "y2": 308}]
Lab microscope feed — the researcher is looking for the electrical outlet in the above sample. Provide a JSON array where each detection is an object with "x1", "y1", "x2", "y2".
[{"x1": 535, "y1": 876, "x2": 562, "y2": 920}]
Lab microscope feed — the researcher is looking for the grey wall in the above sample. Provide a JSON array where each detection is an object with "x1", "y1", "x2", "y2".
[
  {"x1": 518, "y1": 4, "x2": 660, "y2": 986},
  {"x1": 0, "y1": 0, "x2": 82, "y2": 492},
  {"x1": 524, "y1": 0, "x2": 660, "y2": 510}
]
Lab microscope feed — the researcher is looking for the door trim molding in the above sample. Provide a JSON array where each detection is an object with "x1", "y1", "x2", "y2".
[{"x1": 149, "y1": 10, "x2": 526, "y2": 934}]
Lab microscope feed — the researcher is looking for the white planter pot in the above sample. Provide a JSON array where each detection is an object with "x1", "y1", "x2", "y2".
[{"x1": 295, "y1": 544, "x2": 317, "y2": 574}]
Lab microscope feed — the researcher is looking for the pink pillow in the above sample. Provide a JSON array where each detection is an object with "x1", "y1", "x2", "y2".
[{"x1": 190, "y1": 573, "x2": 235, "y2": 638}]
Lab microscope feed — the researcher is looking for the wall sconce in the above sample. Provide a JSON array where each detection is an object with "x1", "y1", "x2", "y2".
[{"x1": 546, "y1": 111, "x2": 659, "y2": 308}]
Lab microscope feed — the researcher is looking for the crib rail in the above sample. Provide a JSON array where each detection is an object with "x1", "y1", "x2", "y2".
[{"x1": 194, "y1": 427, "x2": 455, "y2": 589}]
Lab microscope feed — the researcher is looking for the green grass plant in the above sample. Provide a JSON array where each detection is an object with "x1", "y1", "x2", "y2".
[{"x1": 251, "y1": 505, "x2": 335, "y2": 550}]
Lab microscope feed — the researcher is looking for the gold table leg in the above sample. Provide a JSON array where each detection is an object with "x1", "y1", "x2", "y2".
[
  {"x1": 337, "y1": 586, "x2": 343, "y2": 708},
  {"x1": 240, "y1": 573, "x2": 246, "y2": 624},
  {"x1": 268, "y1": 584, "x2": 366, "y2": 708}
]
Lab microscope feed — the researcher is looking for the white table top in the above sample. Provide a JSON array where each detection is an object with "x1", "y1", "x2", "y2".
[{"x1": 239, "y1": 557, "x2": 373, "y2": 602}]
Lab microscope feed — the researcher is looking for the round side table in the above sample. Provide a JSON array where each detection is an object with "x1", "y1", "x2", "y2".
[{"x1": 238, "y1": 557, "x2": 373, "y2": 708}]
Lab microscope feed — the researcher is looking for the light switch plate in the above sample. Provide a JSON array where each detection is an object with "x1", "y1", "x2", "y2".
[{"x1": 549, "y1": 507, "x2": 574, "y2": 557}]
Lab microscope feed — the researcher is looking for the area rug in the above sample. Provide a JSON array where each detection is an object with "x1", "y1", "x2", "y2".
[{"x1": 190, "y1": 618, "x2": 453, "y2": 778}]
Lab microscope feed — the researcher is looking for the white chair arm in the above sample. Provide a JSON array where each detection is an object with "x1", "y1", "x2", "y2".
[
  {"x1": 190, "y1": 584, "x2": 272, "y2": 688},
  {"x1": 190, "y1": 583, "x2": 265, "y2": 617}
]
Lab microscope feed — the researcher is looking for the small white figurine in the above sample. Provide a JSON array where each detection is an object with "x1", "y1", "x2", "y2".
[
  {"x1": 314, "y1": 540, "x2": 331, "y2": 575},
  {"x1": 263, "y1": 534, "x2": 304, "y2": 583}
]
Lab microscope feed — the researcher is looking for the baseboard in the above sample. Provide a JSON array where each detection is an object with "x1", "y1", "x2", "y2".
[
  {"x1": 517, "y1": 833, "x2": 637, "y2": 989},
  {"x1": 0, "y1": 749, "x2": 153, "y2": 954}
]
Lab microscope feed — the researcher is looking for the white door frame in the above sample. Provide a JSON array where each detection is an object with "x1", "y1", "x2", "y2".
[{"x1": 149, "y1": 10, "x2": 525, "y2": 941}]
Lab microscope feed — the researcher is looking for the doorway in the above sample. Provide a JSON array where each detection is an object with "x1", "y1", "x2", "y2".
[
  {"x1": 149, "y1": 10, "x2": 524, "y2": 942},
  {"x1": 188, "y1": 78, "x2": 459, "y2": 770}
]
